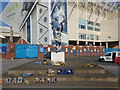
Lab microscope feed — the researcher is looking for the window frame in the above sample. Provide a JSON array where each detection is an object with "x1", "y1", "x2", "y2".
[{"x1": 105, "y1": 53, "x2": 111, "y2": 56}]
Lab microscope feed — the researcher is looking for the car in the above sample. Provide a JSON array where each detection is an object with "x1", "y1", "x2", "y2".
[
  {"x1": 99, "y1": 51, "x2": 120, "y2": 62},
  {"x1": 44, "y1": 52, "x2": 51, "y2": 59}
]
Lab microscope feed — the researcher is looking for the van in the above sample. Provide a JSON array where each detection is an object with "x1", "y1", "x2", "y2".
[{"x1": 99, "y1": 51, "x2": 120, "y2": 62}]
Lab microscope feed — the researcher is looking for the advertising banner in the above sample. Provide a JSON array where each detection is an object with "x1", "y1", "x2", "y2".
[{"x1": 51, "y1": 0, "x2": 68, "y2": 45}]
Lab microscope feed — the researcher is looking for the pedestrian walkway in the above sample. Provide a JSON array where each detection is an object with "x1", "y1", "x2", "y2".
[
  {"x1": 2, "y1": 58, "x2": 36, "y2": 74},
  {"x1": 2, "y1": 57, "x2": 119, "y2": 88}
]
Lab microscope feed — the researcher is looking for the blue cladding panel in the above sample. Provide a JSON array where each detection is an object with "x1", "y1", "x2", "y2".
[{"x1": 79, "y1": 19, "x2": 86, "y2": 25}]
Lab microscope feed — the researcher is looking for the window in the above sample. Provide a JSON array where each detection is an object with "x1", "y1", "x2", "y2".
[
  {"x1": 87, "y1": 26, "x2": 93, "y2": 30},
  {"x1": 40, "y1": 28, "x2": 43, "y2": 33},
  {"x1": 44, "y1": 37, "x2": 48, "y2": 42},
  {"x1": 97, "y1": 36, "x2": 99, "y2": 40},
  {"x1": 87, "y1": 34, "x2": 94, "y2": 40},
  {"x1": 95, "y1": 23, "x2": 100, "y2": 27},
  {"x1": 105, "y1": 53, "x2": 111, "y2": 56},
  {"x1": 39, "y1": 8, "x2": 42, "y2": 13},
  {"x1": 90, "y1": 35, "x2": 94, "y2": 40},
  {"x1": 87, "y1": 34, "x2": 90, "y2": 40},
  {"x1": 87, "y1": 21, "x2": 94, "y2": 25},
  {"x1": 44, "y1": 17, "x2": 47, "y2": 22},
  {"x1": 78, "y1": 25, "x2": 86, "y2": 29},
  {"x1": 27, "y1": 17, "x2": 31, "y2": 43},
  {"x1": 80, "y1": 25, "x2": 86, "y2": 29},
  {"x1": 95, "y1": 28, "x2": 100, "y2": 31},
  {"x1": 95, "y1": 35, "x2": 99, "y2": 40},
  {"x1": 79, "y1": 33, "x2": 86, "y2": 39},
  {"x1": 118, "y1": 53, "x2": 120, "y2": 56}
]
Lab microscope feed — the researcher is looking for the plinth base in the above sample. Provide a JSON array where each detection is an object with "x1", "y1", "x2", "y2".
[{"x1": 51, "y1": 52, "x2": 65, "y2": 63}]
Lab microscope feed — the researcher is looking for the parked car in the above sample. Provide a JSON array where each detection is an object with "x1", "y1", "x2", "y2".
[
  {"x1": 44, "y1": 52, "x2": 51, "y2": 59},
  {"x1": 99, "y1": 51, "x2": 120, "y2": 62},
  {"x1": 115, "y1": 57, "x2": 120, "y2": 63}
]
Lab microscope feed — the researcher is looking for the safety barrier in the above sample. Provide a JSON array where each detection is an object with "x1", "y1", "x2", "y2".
[
  {"x1": 2, "y1": 43, "x2": 105, "y2": 59},
  {"x1": 16, "y1": 44, "x2": 38, "y2": 59}
]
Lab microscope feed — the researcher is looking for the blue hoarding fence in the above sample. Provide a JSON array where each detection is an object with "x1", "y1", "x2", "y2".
[
  {"x1": 43, "y1": 48, "x2": 47, "y2": 55},
  {"x1": 68, "y1": 49, "x2": 70, "y2": 56},
  {"x1": 86, "y1": 49, "x2": 90, "y2": 56},
  {"x1": 39, "y1": 47, "x2": 44, "y2": 53},
  {"x1": 78, "y1": 50, "x2": 80, "y2": 56},
  {"x1": 73, "y1": 50, "x2": 76, "y2": 56},
  {"x1": 104, "y1": 48, "x2": 120, "y2": 54},
  {"x1": 97, "y1": 49, "x2": 100, "y2": 56},
  {"x1": 82, "y1": 49, "x2": 84, "y2": 56},
  {"x1": 16, "y1": 44, "x2": 38, "y2": 59},
  {"x1": 0, "y1": 44, "x2": 7, "y2": 54}
]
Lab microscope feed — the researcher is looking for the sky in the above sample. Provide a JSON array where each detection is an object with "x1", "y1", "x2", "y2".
[{"x1": 0, "y1": 0, "x2": 10, "y2": 27}]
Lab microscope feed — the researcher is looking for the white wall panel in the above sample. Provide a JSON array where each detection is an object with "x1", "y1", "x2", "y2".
[{"x1": 31, "y1": 6, "x2": 37, "y2": 44}]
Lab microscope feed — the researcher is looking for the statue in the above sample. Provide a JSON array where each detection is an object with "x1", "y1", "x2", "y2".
[{"x1": 51, "y1": 14, "x2": 65, "y2": 52}]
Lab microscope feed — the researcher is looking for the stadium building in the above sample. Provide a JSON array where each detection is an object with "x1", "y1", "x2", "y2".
[
  {"x1": 67, "y1": 0, "x2": 119, "y2": 48},
  {"x1": 0, "y1": 0, "x2": 119, "y2": 48}
]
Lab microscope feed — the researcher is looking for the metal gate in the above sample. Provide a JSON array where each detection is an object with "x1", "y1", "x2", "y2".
[{"x1": 16, "y1": 44, "x2": 38, "y2": 59}]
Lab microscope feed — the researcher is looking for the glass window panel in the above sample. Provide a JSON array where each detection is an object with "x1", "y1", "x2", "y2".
[
  {"x1": 80, "y1": 25, "x2": 86, "y2": 29},
  {"x1": 95, "y1": 28, "x2": 100, "y2": 31},
  {"x1": 88, "y1": 26, "x2": 93, "y2": 30},
  {"x1": 91, "y1": 35, "x2": 94, "y2": 40},
  {"x1": 95, "y1": 23, "x2": 100, "y2": 26}
]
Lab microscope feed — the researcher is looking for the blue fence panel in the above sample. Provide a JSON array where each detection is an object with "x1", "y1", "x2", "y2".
[
  {"x1": 43, "y1": 48, "x2": 47, "y2": 55},
  {"x1": 16, "y1": 44, "x2": 38, "y2": 59},
  {"x1": 78, "y1": 50, "x2": 80, "y2": 56},
  {"x1": 0, "y1": 44, "x2": 7, "y2": 54},
  {"x1": 90, "y1": 49, "x2": 94, "y2": 55},
  {"x1": 73, "y1": 50, "x2": 76, "y2": 56},
  {"x1": 86, "y1": 49, "x2": 90, "y2": 56},
  {"x1": 68, "y1": 49, "x2": 70, "y2": 56},
  {"x1": 27, "y1": 45, "x2": 38, "y2": 58},
  {"x1": 97, "y1": 49, "x2": 100, "y2": 56},
  {"x1": 16, "y1": 45, "x2": 26, "y2": 58},
  {"x1": 39, "y1": 47, "x2": 44, "y2": 53},
  {"x1": 82, "y1": 49, "x2": 84, "y2": 56},
  {"x1": 104, "y1": 48, "x2": 120, "y2": 54}
]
